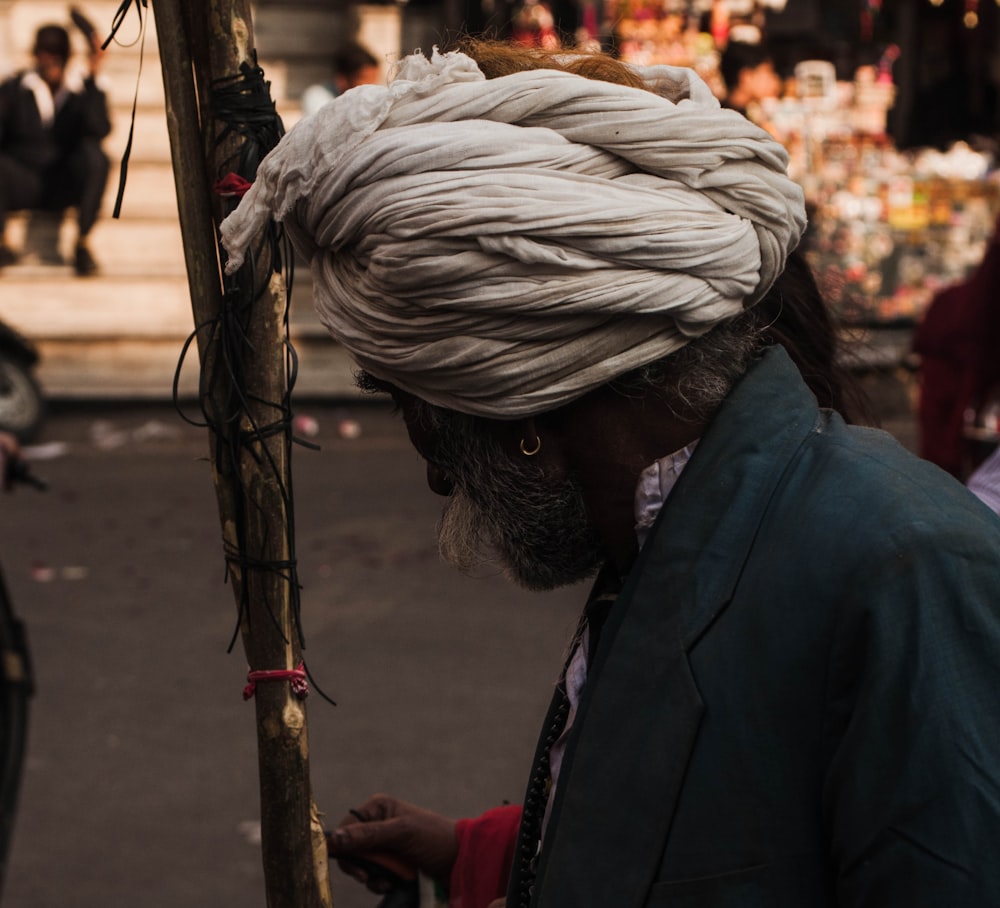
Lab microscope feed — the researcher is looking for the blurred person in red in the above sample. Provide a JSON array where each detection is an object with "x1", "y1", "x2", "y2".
[{"x1": 912, "y1": 214, "x2": 1000, "y2": 479}]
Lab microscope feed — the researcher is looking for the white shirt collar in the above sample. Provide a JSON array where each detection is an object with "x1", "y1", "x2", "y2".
[{"x1": 633, "y1": 441, "x2": 699, "y2": 548}]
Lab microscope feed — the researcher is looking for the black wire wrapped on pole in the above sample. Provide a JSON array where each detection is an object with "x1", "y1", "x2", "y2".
[
  {"x1": 174, "y1": 56, "x2": 313, "y2": 665},
  {"x1": 211, "y1": 56, "x2": 285, "y2": 183}
]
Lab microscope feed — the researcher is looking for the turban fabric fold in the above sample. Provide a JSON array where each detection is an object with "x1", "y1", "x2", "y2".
[{"x1": 221, "y1": 49, "x2": 806, "y2": 418}]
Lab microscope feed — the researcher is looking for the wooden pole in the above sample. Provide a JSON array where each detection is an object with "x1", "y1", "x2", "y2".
[{"x1": 152, "y1": 1, "x2": 331, "y2": 904}]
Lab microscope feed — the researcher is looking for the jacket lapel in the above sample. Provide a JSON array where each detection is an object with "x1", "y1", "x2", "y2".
[
  {"x1": 529, "y1": 347, "x2": 823, "y2": 908},
  {"x1": 529, "y1": 538, "x2": 704, "y2": 908}
]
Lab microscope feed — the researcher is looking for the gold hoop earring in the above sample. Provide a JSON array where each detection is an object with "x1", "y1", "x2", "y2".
[{"x1": 519, "y1": 436, "x2": 542, "y2": 456}]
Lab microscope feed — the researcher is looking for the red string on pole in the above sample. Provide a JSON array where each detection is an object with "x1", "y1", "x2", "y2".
[{"x1": 243, "y1": 662, "x2": 309, "y2": 700}]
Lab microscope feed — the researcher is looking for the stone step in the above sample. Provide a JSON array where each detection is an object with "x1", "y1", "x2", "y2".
[
  {"x1": 34, "y1": 334, "x2": 357, "y2": 400},
  {"x1": 0, "y1": 269, "x2": 323, "y2": 336},
  {"x1": 0, "y1": 274, "x2": 197, "y2": 338},
  {"x1": 105, "y1": 106, "x2": 172, "y2": 166},
  {"x1": 3, "y1": 173, "x2": 325, "y2": 289},
  {"x1": 1, "y1": 0, "x2": 132, "y2": 63},
  {"x1": 2, "y1": 271, "x2": 344, "y2": 400},
  {"x1": 103, "y1": 160, "x2": 179, "y2": 220},
  {"x1": 2, "y1": 251, "x2": 341, "y2": 402},
  {"x1": 4, "y1": 215, "x2": 184, "y2": 272}
]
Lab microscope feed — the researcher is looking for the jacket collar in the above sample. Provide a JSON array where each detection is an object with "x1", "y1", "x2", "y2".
[
  {"x1": 527, "y1": 346, "x2": 822, "y2": 908},
  {"x1": 650, "y1": 344, "x2": 822, "y2": 647}
]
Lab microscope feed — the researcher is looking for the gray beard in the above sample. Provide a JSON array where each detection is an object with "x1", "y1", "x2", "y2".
[{"x1": 433, "y1": 438, "x2": 604, "y2": 592}]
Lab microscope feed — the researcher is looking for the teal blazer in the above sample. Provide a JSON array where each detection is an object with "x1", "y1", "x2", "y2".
[{"x1": 512, "y1": 346, "x2": 1000, "y2": 907}]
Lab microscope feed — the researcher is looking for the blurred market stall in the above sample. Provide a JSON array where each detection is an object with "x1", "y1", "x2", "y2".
[{"x1": 597, "y1": 0, "x2": 1000, "y2": 328}]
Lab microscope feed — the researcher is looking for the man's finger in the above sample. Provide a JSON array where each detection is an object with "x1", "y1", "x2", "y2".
[{"x1": 329, "y1": 816, "x2": 411, "y2": 855}]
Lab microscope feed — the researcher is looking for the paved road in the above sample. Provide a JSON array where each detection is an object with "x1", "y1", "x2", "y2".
[
  {"x1": 1, "y1": 401, "x2": 584, "y2": 908},
  {"x1": 1, "y1": 370, "x2": 918, "y2": 907}
]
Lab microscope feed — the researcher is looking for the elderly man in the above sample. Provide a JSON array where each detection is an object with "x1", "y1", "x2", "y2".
[{"x1": 222, "y1": 42, "x2": 1000, "y2": 908}]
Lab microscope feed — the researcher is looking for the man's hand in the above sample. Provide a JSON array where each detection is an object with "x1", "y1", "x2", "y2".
[
  {"x1": 87, "y1": 33, "x2": 105, "y2": 77},
  {"x1": 326, "y1": 793, "x2": 458, "y2": 892},
  {"x1": 70, "y1": 7, "x2": 104, "y2": 77}
]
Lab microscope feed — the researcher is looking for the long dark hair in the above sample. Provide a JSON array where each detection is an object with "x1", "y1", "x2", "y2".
[{"x1": 752, "y1": 250, "x2": 871, "y2": 424}]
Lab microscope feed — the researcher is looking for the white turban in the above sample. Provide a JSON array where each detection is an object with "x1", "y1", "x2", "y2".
[{"x1": 221, "y1": 49, "x2": 806, "y2": 418}]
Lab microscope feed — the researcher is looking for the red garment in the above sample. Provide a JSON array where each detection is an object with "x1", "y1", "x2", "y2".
[
  {"x1": 913, "y1": 217, "x2": 1000, "y2": 476},
  {"x1": 448, "y1": 804, "x2": 522, "y2": 908},
  {"x1": 914, "y1": 281, "x2": 982, "y2": 475}
]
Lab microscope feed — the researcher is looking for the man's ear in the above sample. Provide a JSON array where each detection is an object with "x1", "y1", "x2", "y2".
[{"x1": 506, "y1": 413, "x2": 576, "y2": 480}]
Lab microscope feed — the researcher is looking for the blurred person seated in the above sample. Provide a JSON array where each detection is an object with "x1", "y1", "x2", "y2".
[
  {"x1": 301, "y1": 41, "x2": 381, "y2": 118},
  {"x1": 0, "y1": 20, "x2": 111, "y2": 276}
]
